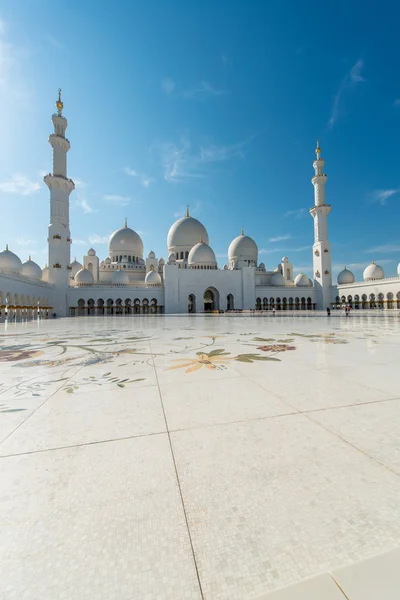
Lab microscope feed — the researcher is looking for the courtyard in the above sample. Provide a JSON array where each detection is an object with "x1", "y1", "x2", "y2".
[{"x1": 0, "y1": 314, "x2": 399, "y2": 599}]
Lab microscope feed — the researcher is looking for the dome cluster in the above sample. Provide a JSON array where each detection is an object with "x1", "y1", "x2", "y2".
[{"x1": 0, "y1": 246, "x2": 42, "y2": 279}]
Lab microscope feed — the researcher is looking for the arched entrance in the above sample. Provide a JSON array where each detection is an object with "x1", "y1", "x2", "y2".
[
  {"x1": 227, "y1": 294, "x2": 234, "y2": 311},
  {"x1": 204, "y1": 288, "x2": 219, "y2": 312},
  {"x1": 188, "y1": 294, "x2": 196, "y2": 313}
]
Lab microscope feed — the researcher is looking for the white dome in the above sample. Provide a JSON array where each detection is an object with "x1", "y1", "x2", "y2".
[
  {"x1": 258, "y1": 262, "x2": 266, "y2": 270},
  {"x1": 270, "y1": 272, "x2": 285, "y2": 286},
  {"x1": 145, "y1": 267, "x2": 162, "y2": 285},
  {"x1": 294, "y1": 273, "x2": 310, "y2": 287},
  {"x1": 223, "y1": 264, "x2": 228, "y2": 270},
  {"x1": 337, "y1": 267, "x2": 355, "y2": 285},
  {"x1": 70, "y1": 259, "x2": 83, "y2": 277},
  {"x1": 282, "y1": 256, "x2": 289, "y2": 262},
  {"x1": 168, "y1": 252, "x2": 176, "y2": 263},
  {"x1": 75, "y1": 268, "x2": 94, "y2": 285},
  {"x1": 188, "y1": 241, "x2": 217, "y2": 267},
  {"x1": 42, "y1": 264, "x2": 49, "y2": 282},
  {"x1": 158, "y1": 257, "x2": 165, "y2": 265},
  {"x1": 167, "y1": 210, "x2": 209, "y2": 251},
  {"x1": 109, "y1": 221, "x2": 143, "y2": 258},
  {"x1": 87, "y1": 248, "x2": 96, "y2": 256},
  {"x1": 307, "y1": 277, "x2": 313, "y2": 287},
  {"x1": 21, "y1": 257, "x2": 42, "y2": 280},
  {"x1": 363, "y1": 261, "x2": 384, "y2": 281},
  {"x1": 104, "y1": 257, "x2": 111, "y2": 264},
  {"x1": 0, "y1": 246, "x2": 22, "y2": 274},
  {"x1": 228, "y1": 231, "x2": 258, "y2": 263},
  {"x1": 111, "y1": 269, "x2": 129, "y2": 284},
  {"x1": 148, "y1": 250, "x2": 155, "y2": 259}
]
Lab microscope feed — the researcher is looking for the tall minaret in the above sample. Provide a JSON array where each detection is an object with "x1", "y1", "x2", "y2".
[
  {"x1": 44, "y1": 90, "x2": 75, "y2": 316},
  {"x1": 310, "y1": 141, "x2": 332, "y2": 310}
]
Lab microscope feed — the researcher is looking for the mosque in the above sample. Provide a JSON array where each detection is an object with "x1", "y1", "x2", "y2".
[{"x1": 1, "y1": 92, "x2": 400, "y2": 317}]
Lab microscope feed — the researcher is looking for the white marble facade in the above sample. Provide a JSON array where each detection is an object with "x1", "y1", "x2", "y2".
[{"x1": 1, "y1": 93, "x2": 400, "y2": 317}]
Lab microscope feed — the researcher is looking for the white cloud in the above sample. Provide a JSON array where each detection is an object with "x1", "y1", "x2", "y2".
[
  {"x1": 370, "y1": 188, "x2": 399, "y2": 205},
  {"x1": 103, "y1": 194, "x2": 131, "y2": 206},
  {"x1": 159, "y1": 134, "x2": 258, "y2": 182},
  {"x1": 72, "y1": 239, "x2": 87, "y2": 246},
  {"x1": 16, "y1": 237, "x2": 37, "y2": 245},
  {"x1": 74, "y1": 178, "x2": 86, "y2": 188},
  {"x1": 328, "y1": 59, "x2": 365, "y2": 129},
  {"x1": 365, "y1": 244, "x2": 400, "y2": 253},
  {"x1": 124, "y1": 167, "x2": 154, "y2": 187},
  {"x1": 76, "y1": 195, "x2": 96, "y2": 214},
  {"x1": 183, "y1": 81, "x2": 228, "y2": 100},
  {"x1": 89, "y1": 234, "x2": 109, "y2": 244},
  {"x1": 0, "y1": 174, "x2": 40, "y2": 195},
  {"x1": 161, "y1": 77, "x2": 175, "y2": 95},
  {"x1": 124, "y1": 167, "x2": 137, "y2": 177},
  {"x1": 285, "y1": 208, "x2": 307, "y2": 219},
  {"x1": 269, "y1": 234, "x2": 292, "y2": 243}
]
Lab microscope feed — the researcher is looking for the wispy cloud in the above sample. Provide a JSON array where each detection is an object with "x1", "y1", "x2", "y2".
[
  {"x1": 45, "y1": 34, "x2": 68, "y2": 51},
  {"x1": 89, "y1": 234, "x2": 109, "y2": 245},
  {"x1": 103, "y1": 194, "x2": 131, "y2": 206},
  {"x1": 74, "y1": 178, "x2": 86, "y2": 188},
  {"x1": 159, "y1": 133, "x2": 258, "y2": 182},
  {"x1": 124, "y1": 167, "x2": 154, "y2": 187},
  {"x1": 370, "y1": 188, "x2": 399, "y2": 205},
  {"x1": 285, "y1": 208, "x2": 307, "y2": 219},
  {"x1": 269, "y1": 234, "x2": 292, "y2": 243},
  {"x1": 72, "y1": 239, "x2": 87, "y2": 246},
  {"x1": 365, "y1": 244, "x2": 400, "y2": 253},
  {"x1": 182, "y1": 81, "x2": 228, "y2": 100},
  {"x1": 161, "y1": 77, "x2": 175, "y2": 95},
  {"x1": 259, "y1": 245, "x2": 309, "y2": 255},
  {"x1": 76, "y1": 194, "x2": 96, "y2": 214},
  {"x1": 393, "y1": 99, "x2": 400, "y2": 107},
  {"x1": 0, "y1": 174, "x2": 40, "y2": 195},
  {"x1": 16, "y1": 237, "x2": 37, "y2": 245},
  {"x1": 328, "y1": 59, "x2": 365, "y2": 129}
]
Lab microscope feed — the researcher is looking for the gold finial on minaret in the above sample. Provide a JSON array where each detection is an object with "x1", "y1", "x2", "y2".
[
  {"x1": 150, "y1": 264, "x2": 155, "y2": 271},
  {"x1": 56, "y1": 88, "x2": 63, "y2": 116},
  {"x1": 124, "y1": 217, "x2": 127, "y2": 228},
  {"x1": 200, "y1": 235, "x2": 203, "y2": 243},
  {"x1": 5, "y1": 244, "x2": 8, "y2": 251},
  {"x1": 316, "y1": 139, "x2": 321, "y2": 159},
  {"x1": 241, "y1": 228, "x2": 244, "y2": 235},
  {"x1": 29, "y1": 255, "x2": 31, "y2": 261},
  {"x1": 186, "y1": 205, "x2": 189, "y2": 217}
]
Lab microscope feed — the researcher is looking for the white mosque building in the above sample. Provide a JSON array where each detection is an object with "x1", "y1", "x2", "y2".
[{"x1": 1, "y1": 92, "x2": 400, "y2": 318}]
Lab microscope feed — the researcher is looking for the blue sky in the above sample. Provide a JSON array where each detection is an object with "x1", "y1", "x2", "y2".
[{"x1": 1, "y1": 0, "x2": 400, "y2": 279}]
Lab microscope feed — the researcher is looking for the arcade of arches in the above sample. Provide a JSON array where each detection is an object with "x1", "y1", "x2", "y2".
[
  {"x1": 0, "y1": 290, "x2": 51, "y2": 319},
  {"x1": 71, "y1": 298, "x2": 164, "y2": 316},
  {"x1": 256, "y1": 297, "x2": 315, "y2": 311},
  {"x1": 335, "y1": 292, "x2": 400, "y2": 310}
]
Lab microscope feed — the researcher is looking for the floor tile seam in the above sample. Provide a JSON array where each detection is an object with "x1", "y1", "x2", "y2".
[
  {"x1": 0, "y1": 362, "x2": 88, "y2": 448},
  {"x1": 168, "y1": 409, "x2": 300, "y2": 435},
  {"x1": 337, "y1": 374, "x2": 400, "y2": 397},
  {"x1": 302, "y1": 395, "x2": 400, "y2": 414},
  {"x1": 149, "y1": 337, "x2": 205, "y2": 600},
  {"x1": 329, "y1": 574, "x2": 351, "y2": 600},
  {"x1": 303, "y1": 411, "x2": 400, "y2": 477},
  {"x1": 0, "y1": 429, "x2": 167, "y2": 460},
  {"x1": 236, "y1": 369, "x2": 302, "y2": 415}
]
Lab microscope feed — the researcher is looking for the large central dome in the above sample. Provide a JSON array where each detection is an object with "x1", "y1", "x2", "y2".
[
  {"x1": 167, "y1": 208, "x2": 209, "y2": 254},
  {"x1": 109, "y1": 219, "x2": 143, "y2": 259}
]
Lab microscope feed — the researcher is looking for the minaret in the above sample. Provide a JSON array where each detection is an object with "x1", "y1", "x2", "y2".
[
  {"x1": 44, "y1": 90, "x2": 75, "y2": 316},
  {"x1": 310, "y1": 141, "x2": 332, "y2": 310}
]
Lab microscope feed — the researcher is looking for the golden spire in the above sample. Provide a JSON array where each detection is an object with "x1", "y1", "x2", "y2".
[
  {"x1": 316, "y1": 139, "x2": 321, "y2": 159},
  {"x1": 200, "y1": 235, "x2": 203, "y2": 243},
  {"x1": 74, "y1": 256, "x2": 76, "y2": 262},
  {"x1": 5, "y1": 244, "x2": 8, "y2": 251},
  {"x1": 241, "y1": 228, "x2": 244, "y2": 235},
  {"x1": 185, "y1": 205, "x2": 189, "y2": 217},
  {"x1": 56, "y1": 88, "x2": 63, "y2": 116},
  {"x1": 124, "y1": 217, "x2": 127, "y2": 228},
  {"x1": 29, "y1": 255, "x2": 31, "y2": 261},
  {"x1": 150, "y1": 264, "x2": 155, "y2": 271}
]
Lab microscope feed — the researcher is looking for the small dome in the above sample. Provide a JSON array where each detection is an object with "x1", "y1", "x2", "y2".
[
  {"x1": 148, "y1": 250, "x2": 155, "y2": 259},
  {"x1": 337, "y1": 267, "x2": 355, "y2": 285},
  {"x1": 159, "y1": 257, "x2": 165, "y2": 265},
  {"x1": 167, "y1": 210, "x2": 209, "y2": 251},
  {"x1": 112, "y1": 269, "x2": 129, "y2": 284},
  {"x1": 188, "y1": 241, "x2": 217, "y2": 267},
  {"x1": 70, "y1": 258, "x2": 83, "y2": 277},
  {"x1": 168, "y1": 252, "x2": 176, "y2": 263},
  {"x1": 281, "y1": 256, "x2": 288, "y2": 262},
  {"x1": 270, "y1": 271, "x2": 285, "y2": 286},
  {"x1": 75, "y1": 268, "x2": 94, "y2": 285},
  {"x1": 104, "y1": 257, "x2": 111, "y2": 264},
  {"x1": 21, "y1": 257, "x2": 42, "y2": 280},
  {"x1": 0, "y1": 245, "x2": 22, "y2": 274},
  {"x1": 363, "y1": 261, "x2": 384, "y2": 281},
  {"x1": 307, "y1": 277, "x2": 313, "y2": 287},
  {"x1": 223, "y1": 264, "x2": 228, "y2": 270},
  {"x1": 42, "y1": 264, "x2": 49, "y2": 282},
  {"x1": 145, "y1": 266, "x2": 162, "y2": 285},
  {"x1": 294, "y1": 272, "x2": 310, "y2": 287},
  {"x1": 258, "y1": 262, "x2": 266, "y2": 270},
  {"x1": 228, "y1": 231, "x2": 258, "y2": 263},
  {"x1": 109, "y1": 220, "x2": 143, "y2": 258},
  {"x1": 87, "y1": 248, "x2": 96, "y2": 256}
]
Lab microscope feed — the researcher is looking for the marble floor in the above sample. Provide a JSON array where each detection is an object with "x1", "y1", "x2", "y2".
[{"x1": 0, "y1": 314, "x2": 399, "y2": 599}]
